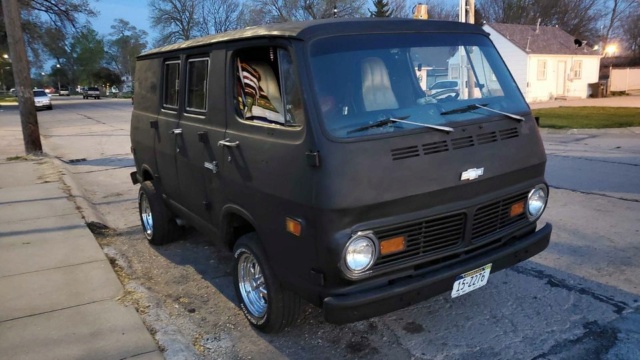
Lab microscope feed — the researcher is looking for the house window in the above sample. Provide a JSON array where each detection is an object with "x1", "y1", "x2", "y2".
[
  {"x1": 186, "y1": 58, "x2": 208, "y2": 112},
  {"x1": 572, "y1": 60, "x2": 582, "y2": 79},
  {"x1": 163, "y1": 61, "x2": 180, "y2": 108},
  {"x1": 537, "y1": 60, "x2": 547, "y2": 80}
]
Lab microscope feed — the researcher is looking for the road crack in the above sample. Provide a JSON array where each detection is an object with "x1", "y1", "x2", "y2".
[
  {"x1": 549, "y1": 185, "x2": 640, "y2": 203},
  {"x1": 510, "y1": 265, "x2": 630, "y2": 315}
]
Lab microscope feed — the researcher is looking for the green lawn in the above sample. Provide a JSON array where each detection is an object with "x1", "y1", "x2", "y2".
[{"x1": 532, "y1": 107, "x2": 640, "y2": 129}]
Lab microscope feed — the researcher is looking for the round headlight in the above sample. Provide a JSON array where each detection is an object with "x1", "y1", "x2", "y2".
[
  {"x1": 527, "y1": 184, "x2": 548, "y2": 221},
  {"x1": 344, "y1": 234, "x2": 377, "y2": 274}
]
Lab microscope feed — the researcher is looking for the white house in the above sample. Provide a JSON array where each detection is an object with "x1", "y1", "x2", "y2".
[{"x1": 483, "y1": 23, "x2": 601, "y2": 102}]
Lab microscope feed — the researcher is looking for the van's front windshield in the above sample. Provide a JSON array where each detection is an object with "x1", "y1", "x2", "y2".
[{"x1": 309, "y1": 33, "x2": 529, "y2": 139}]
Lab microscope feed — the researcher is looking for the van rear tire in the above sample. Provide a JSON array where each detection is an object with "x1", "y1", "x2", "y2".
[
  {"x1": 233, "y1": 233, "x2": 301, "y2": 333},
  {"x1": 138, "y1": 181, "x2": 180, "y2": 245}
]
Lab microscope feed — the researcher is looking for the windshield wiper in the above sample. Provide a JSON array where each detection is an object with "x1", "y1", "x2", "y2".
[
  {"x1": 441, "y1": 103, "x2": 524, "y2": 122},
  {"x1": 474, "y1": 104, "x2": 525, "y2": 122},
  {"x1": 347, "y1": 115, "x2": 454, "y2": 135},
  {"x1": 440, "y1": 103, "x2": 488, "y2": 115}
]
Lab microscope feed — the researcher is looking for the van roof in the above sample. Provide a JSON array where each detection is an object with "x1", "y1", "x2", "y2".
[{"x1": 140, "y1": 18, "x2": 486, "y2": 58}]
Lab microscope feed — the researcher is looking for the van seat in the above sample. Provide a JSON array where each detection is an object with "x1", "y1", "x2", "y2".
[{"x1": 361, "y1": 57, "x2": 399, "y2": 111}]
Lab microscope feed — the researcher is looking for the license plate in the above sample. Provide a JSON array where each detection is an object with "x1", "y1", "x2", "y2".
[{"x1": 451, "y1": 264, "x2": 492, "y2": 298}]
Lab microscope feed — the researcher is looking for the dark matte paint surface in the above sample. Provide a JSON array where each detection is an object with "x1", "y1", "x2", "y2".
[{"x1": 131, "y1": 19, "x2": 551, "y2": 320}]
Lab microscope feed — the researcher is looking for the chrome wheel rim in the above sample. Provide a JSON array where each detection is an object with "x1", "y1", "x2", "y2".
[
  {"x1": 140, "y1": 193, "x2": 153, "y2": 239},
  {"x1": 238, "y1": 252, "x2": 268, "y2": 318}
]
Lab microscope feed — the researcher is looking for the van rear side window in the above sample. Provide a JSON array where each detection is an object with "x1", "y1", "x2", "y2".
[
  {"x1": 186, "y1": 58, "x2": 208, "y2": 112},
  {"x1": 163, "y1": 61, "x2": 180, "y2": 108}
]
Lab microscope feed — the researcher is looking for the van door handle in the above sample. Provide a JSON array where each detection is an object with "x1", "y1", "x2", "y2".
[
  {"x1": 218, "y1": 139, "x2": 239, "y2": 147},
  {"x1": 170, "y1": 128, "x2": 183, "y2": 135}
]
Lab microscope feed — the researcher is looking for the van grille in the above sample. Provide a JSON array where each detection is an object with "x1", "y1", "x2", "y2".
[
  {"x1": 373, "y1": 213, "x2": 465, "y2": 268},
  {"x1": 390, "y1": 127, "x2": 519, "y2": 161},
  {"x1": 471, "y1": 191, "x2": 529, "y2": 242},
  {"x1": 370, "y1": 190, "x2": 530, "y2": 271}
]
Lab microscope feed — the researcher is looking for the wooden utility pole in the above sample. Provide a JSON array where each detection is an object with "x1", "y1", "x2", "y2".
[{"x1": 2, "y1": 0, "x2": 42, "y2": 154}]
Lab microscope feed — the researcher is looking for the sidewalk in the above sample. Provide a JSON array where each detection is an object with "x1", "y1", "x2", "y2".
[
  {"x1": 529, "y1": 93, "x2": 640, "y2": 109},
  {"x1": 0, "y1": 118, "x2": 162, "y2": 358}
]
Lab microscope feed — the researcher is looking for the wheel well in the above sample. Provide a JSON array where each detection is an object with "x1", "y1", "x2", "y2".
[
  {"x1": 142, "y1": 169, "x2": 154, "y2": 182},
  {"x1": 224, "y1": 213, "x2": 255, "y2": 251}
]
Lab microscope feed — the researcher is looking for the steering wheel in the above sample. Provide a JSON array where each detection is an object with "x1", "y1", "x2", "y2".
[{"x1": 430, "y1": 89, "x2": 460, "y2": 102}]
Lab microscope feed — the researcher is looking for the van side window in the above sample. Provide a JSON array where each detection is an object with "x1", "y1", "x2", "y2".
[
  {"x1": 186, "y1": 58, "x2": 209, "y2": 112},
  {"x1": 163, "y1": 61, "x2": 180, "y2": 108},
  {"x1": 235, "y1": 47, "x2": 302, "y2": 128}
]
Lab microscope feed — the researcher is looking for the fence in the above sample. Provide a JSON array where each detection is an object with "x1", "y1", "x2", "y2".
[{"x1": 609, "y1": 67, "x2": 640, "y2": 92}]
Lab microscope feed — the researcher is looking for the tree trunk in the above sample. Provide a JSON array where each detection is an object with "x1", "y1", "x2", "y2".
[{"x1": 2, "y1": 0, "x2": 42, "y2": 154}]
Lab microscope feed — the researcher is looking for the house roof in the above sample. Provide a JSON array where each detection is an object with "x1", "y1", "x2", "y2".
[{"x1": 486, "y1": 23, "x2": 599, "y2": 56}]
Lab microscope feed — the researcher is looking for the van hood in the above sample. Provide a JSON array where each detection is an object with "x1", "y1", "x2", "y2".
[{"x1": 314, "y1": 116, "x2": 546, "y2": 212}]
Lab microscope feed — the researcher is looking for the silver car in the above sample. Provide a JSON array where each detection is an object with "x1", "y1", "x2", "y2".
[{"x1": 34, "y1": 89, "x2": 53, "y2": 110}]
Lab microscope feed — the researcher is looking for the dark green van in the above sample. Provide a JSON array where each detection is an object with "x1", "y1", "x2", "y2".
[{"x1": 130, "y1": 18, "x2": 552, "y2": 333}]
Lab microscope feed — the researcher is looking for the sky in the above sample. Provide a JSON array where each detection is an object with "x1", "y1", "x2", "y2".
[{"x1": 91, "y1": 0, "x2": 155, "y2": 41}]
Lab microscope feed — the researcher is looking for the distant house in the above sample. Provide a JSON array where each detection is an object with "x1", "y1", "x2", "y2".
[{"x1": 483, "y1": 23, "x2": 601, "y2": 102}]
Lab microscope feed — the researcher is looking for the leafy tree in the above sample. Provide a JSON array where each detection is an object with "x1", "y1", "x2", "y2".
[
  {"x1": 369, "y1": 0, "x2": 394, "y2": 17},
  {"x1": 93, "y1": 67, "x2": 122, "y2": 87},
  {"x1": 0, "y1": 0, "x2": 97, "y2": 68},
  {"x1": 73, "y1": 27, "x2": 105, "y2": 85},
  {"x1": 106, "y1": 19, "x2": 148, "y2": 78}
]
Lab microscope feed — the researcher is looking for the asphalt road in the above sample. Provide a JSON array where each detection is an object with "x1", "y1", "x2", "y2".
[{"x1": 5, "y1": 96, "x2": 639, "y2": 359}]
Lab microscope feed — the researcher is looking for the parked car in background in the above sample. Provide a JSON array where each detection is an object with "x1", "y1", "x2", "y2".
[
  {"x1": 427, "y1": 80, "x2": 459, "y2": 95},
  {"x1": 83, "y1": 87, "x2": 101, "y2": 99},
  {"x1": 59, "y1": 86, "x2": 70, "y2": 96},
  {"x1": 33, "y1": 89, "x2": 53, "y2": 110}
]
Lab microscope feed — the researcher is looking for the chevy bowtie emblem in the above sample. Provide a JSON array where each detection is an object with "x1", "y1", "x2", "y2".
[{"x1": 460, "y1": 167, "x2": 484, "y2": 181}]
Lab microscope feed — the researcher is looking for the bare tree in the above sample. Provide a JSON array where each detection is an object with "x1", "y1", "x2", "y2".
[
  {"x1": 477, "y1": 0, "x2": 602, "y2": 40},
  {"x1": 419, "y1": 0, "x2": 458, "y2": 20},
  {"x1": 602, "y1": 0, "x2": 637, "y2": 49},
  {"x1": 621, "y1": 4, "x2": 640, "y2": 58},
  {"x1": 242, "y1": 0, "x2": 367, "y2": 24},
  {"x1": 389, "y1": 0, "x2": 410, "y2": 18},
  {"x1": 199, "y1": 0, "x2": 242, "y2": 34},
  {"x1": 149, "y1": 0, "x2": 201, "y2": 46}
]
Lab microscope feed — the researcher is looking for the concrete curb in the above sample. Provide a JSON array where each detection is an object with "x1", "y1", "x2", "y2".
[
  {"x1": 54, "y1": 156, "x2": 113, "y2": 229},
  {"x1": 539, "y1": 127, "x2": 640, "y2": 135}
]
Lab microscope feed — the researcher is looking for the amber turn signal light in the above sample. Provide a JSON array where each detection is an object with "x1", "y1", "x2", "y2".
[
  {"x1": 510, "y1": 201, "x2": 525, "y2": 217},
  {"x1": 286, "y1": 218, "x2": 302, "y2": 236},
  {"x1": 380, "y1": 236, "x2": 406, "y2": 255}
]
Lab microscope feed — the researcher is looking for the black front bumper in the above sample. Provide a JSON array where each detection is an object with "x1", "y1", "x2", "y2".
[{"x1": 323, "y1": 223, "x2": 552, "y2": 324}]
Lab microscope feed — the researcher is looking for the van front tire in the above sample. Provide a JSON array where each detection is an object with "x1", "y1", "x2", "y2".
[
  {"x1": 138, "y1": 181, "x2": 179, "y2": 245},
  {"x1": 233, "y1": 233, "x2": 301, "y2": 333}
]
